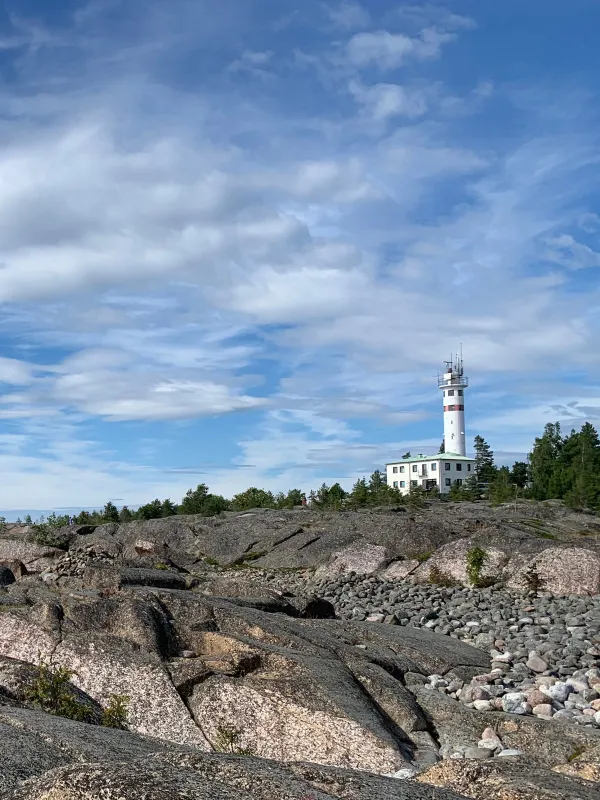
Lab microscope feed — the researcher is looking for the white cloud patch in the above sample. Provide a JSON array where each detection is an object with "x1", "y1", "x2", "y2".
[
  {"x1": 349, "y1": 79, "x2": 430, "y2": 120},
  {"x1": 346, "y1": 28, "x2": 456, "y2": 70},
  {"x1": 326, "y1": 1, "x2": 370, "y2": 30}
]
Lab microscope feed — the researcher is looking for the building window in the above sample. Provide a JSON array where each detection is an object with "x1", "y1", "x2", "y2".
[
  {"x1": 456, "y1": 463, "x2": 462, "y2": 471},
  {"x1": 445, "y1": 478, "x2": 451, "y2": 487},
  {"x1": 431, "y1": 463, "x2": 437, "y2": 471},
  {"x1": 448, "y1": 389, "x2": 455, "y2": 397},
  {"x1": 410, "y1": 480, "x2": 417, "y2": 487},
  {"x1": 412, "y1": 465, "x2": 417, "y2": 472},
  {"x1": 393, "y1": 481, "x2": 398, "y2": 488},
  {"x1": 392, "y1": 466, "x2": 398, "y2": 473},
  {"x1": 458, "y1": 390, "x2": 463, "y2": 396},
  {"x1": 445, "y1": 463, "x2": 451, "y2": 471},
  {"x1": 467, "y1": 463, "x2": 471, "y2": 472},
  {"x1": 399, "y1": 466, "x2": 405, "y2": 473},
  {"x1": 399, "y1": 481, "x2": 405, "y2": 488},
  {"x1": 456, "y1": 479, "x2": 463, "y2": 486}
]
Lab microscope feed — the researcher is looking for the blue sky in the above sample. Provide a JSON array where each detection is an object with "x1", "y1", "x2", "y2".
[{"x1": 1, "y1": 0, "x2": 600, "y2": 518}]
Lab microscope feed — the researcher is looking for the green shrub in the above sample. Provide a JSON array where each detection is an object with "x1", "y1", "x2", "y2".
[
  {"x1": 153, "y1": 562, "x2": 170, "y2": 571},
  {"x1": 409, "y1": 550, "x2": 434, "y2": 564},
  {"x1": 102, "y1": 694, "x2": 130, "y2": 729},
  {"x1": 31, "y1": 525, "x2": 70, "y2": 550},
  {"x1": 466, "y1": 546, "x2": 487, "y2": 586},
  {"x1": 428, "y1": 566, "x2": 458, "y2": 587},
  {"x1": 213, "y1": 722, "x2": 254, "y2": 755},
  {"x1": 25, "y1": 661, "x2": 94, "y2": 723}
]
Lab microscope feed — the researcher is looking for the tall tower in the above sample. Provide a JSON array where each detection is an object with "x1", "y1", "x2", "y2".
[{"x1": 438, "y1": 353, "x2": 468, "y2": 456}]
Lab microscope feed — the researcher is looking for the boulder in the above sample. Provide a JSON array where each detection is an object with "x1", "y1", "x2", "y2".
[
  {"x1": 413, "y1": 538, "x2": 508, "y2": 586},
  {"x1": 508, "y1": 547, "x2": 600, "y2": 596},
  {"x1": 313, "y1": 542, "x2": 388, "y2": 579},
  {"x1": 418, "y1": 757, "x2": 600, "y2": 800},
  {"x1": 0, "y1": 707, "x2": 468, "y2": 800},
  {"x1": 381, "y1": 559, "x2": 420, "y2": 580},
  {"x1": 0, "y1": 540, "x2": 64, "y2": 574},
  {"x1": 414, "y1": 686, "x2": 600, "y2": 766},
  {"x1": 83, "y1": 564, "x2": 187, "y2": 591}
]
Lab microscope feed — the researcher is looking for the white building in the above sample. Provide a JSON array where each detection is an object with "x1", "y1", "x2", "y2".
[
  {"x1": 386, "y1": 452, "x2": 476, "y2": 495},
  {"x1": 385, "y1": 353, "x2": 475, "y2": 495}
]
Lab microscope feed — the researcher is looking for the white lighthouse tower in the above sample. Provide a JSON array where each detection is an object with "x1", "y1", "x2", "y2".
[{"x1": 438, "y1": 353, "x2": 468, "y2": 456}]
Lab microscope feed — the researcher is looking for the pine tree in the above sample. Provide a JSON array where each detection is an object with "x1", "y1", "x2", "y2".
[
  {"x1": 438, "y1": 440, "x2": 445, "y2": 453},
  {"x1": 349, "y1": 477, "x2": 369, "y2": 507},
  {"x1": 102, "y1": 502, "x2": 120, "y2": 522},
  {"x1": 510, "y1": 461, "x2": 529, "y2": 489},
  {"x1": 473, "y1": 436, "x2": 496, "y2": 483},
  {"x1": 231, "y1": 488, "x2": 276, "y2": 511},
  {"x1": 528, "y1": 422, "x2": 563, "y2": 500},
  {"x1": 118, "y1": 506, "x2": 134, "y2": 522}
]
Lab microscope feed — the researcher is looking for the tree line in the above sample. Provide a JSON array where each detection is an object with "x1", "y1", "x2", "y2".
[{"x1": 15, "y1": 420, "x2": 600, "y2": 528}]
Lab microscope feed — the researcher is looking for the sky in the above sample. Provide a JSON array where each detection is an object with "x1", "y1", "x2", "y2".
[{"x1": 0, "y1": 0, "x2": 600, "y2": 519}]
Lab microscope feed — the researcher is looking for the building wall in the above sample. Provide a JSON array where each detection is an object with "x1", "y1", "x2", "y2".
[{"x1": 386, "y1": 458, "x2": 474, "y2": 495}]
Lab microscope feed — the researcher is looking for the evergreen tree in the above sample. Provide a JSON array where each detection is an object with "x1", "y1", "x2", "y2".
[
  {"x1": 510, "y1": 461, "x2": 529, "y2": 489},
  {"x1": 349, "y1": 477, "x2": 369, "y2": 508},
  {"x1": 231, "y1": 487, "x2": 276, "y2": 511},
  {"x1": 274, "y1": 489, "x2": 303, "y2": 509},
  {"x1": 473, "y1": 435, "x2": 496, "y2": 483},
  {"x1": 401, "y1": 451, "x2": 411, "y2": 459},
  {"x1": 102, "y1": 502, "x2": 120, "y2": 523},
  {"x1": 528, "y1": 422, "x2": 563, "y2": 500},
  {"x1": 438, "y1": 440, "x2": 445, "y2": 453},
  {"x1": 160, "y1": 499, "x2": 178, "y2": 517},
  {"x1": 118, "y1": 506, "x2": 134, "y2": 522},
  {"x1": 178, "y1": 484, "x2": 209, "y2": 515},
  {"x1": 24, "y1": 514, "x2": 32, "y2": 524},
  {"x1": 136, "y1": 499, "x2": 163, "y2": 520},
  {"x1": 488, "y1": 466, "x2": 515, "y2": 504}
]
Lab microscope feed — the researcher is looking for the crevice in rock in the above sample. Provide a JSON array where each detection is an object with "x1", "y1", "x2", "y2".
[
  {"x1": 297, "y1": 536, "x2": 322, "y2": 551},
  {"x1": 343, "y1": 667, "x2": 415, "y2": 761},
  {"x1": 271, "y1": 528, "x2": 305, "y2": 548}
]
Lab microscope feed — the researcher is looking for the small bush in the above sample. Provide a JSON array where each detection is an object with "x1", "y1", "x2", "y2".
[
  {"x1": 410, "y1": 550, "x2": 434, "y2": 564},
  {"x1": 102, "y1": 694, "x2": 130, "y2": 729},
  {"x1": 153, "y1": 562, "x2": 170, "y2": 571},
  {"x1": 25, "y1": 661, "x2": 94, "y2": 723},
  {"x1": 428, "y1": 566, "x2": 458, "y2": 587},
  {"x1": 466, "y1": 546, "x2": 487, "y2": 586},
  {"x1": 31, "y1": 525, "x2": 70, "y2": 550},
  {"x1": 213, "y1": 722, "x2": 254, "y2": 755}
]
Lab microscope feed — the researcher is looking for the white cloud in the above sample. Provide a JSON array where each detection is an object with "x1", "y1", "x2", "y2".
[
  {"x1": 326, "y1": 2, "x2": 370, "y2": 30},
  {"x1": 346, "y1": 28, "x2": 455, "y2": 70},
  {"x1": 349, "y1": 79, "x2": 429, "y2": 120},
  {"x1": 546, "y1": 234, "x2": 600, "y2": 270}
]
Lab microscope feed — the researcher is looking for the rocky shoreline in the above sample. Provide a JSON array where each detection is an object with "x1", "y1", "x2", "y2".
[{"x1": 311, "y1": 573, "x2": 600, "y2": 734}]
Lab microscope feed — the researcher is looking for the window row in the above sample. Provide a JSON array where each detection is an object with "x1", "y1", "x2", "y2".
[
  {"x1": 392, "y1": 478, "x2": 465, "y2": 489},
  {"x1": 392, "y1": 462, "x2": 471, "y2": 473},
  {"x1": 443, "y1": 389, "x2": 464, "y2": 397}
]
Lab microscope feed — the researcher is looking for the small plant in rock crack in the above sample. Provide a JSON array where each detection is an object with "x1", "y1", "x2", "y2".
[
  {"x1": 213, "y1": 722, "x2": 255, "y2": 755},
  {"x1": 25, "y1": 659, "x2": 94, "y2": 723},
  {"x1": 428, "y1": 565, "x2": 458, "y2": 588},
  {"x1": 466, "y1": 546, "x2": 487, "y2": 587},
  {"x1": 101, "y1": 694, "x2": 130, "y2": 729}
]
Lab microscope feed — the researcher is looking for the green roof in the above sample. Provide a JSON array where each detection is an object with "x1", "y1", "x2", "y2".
[{"x1": 385, "y1": 452, "x2": 476, "y2": 465}]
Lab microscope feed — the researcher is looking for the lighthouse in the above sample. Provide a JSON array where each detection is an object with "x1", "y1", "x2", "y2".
[{"x1": 438, "y1": 353, "x2": 468, "y2": 456}]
